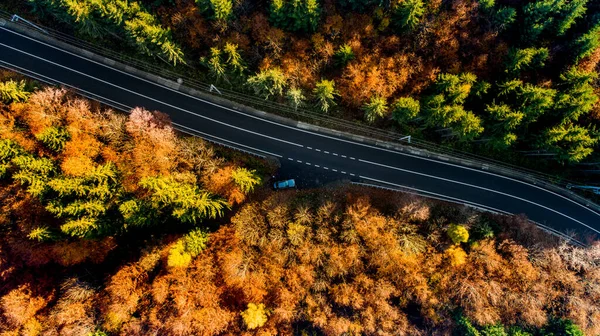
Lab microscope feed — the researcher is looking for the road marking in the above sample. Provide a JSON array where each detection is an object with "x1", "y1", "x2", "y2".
[
  {"x1": 350, "y1": 157, "x2": 356, "y2": 160},
  {"x1": 324, "y1": 151, "x2": 329, "y2": 154},
  {"x1": 355, "y1": 177, "x2": 586, "y2": 245},
  {"x1": 0, "y1": 60, "x2": 284, "y2": 159},
  {"x1": 323, "y1": 167, "x2": 329, "y2": 170},
  {"x1": 314, "y1": 164, "x2": 320, "y2": 168},
  {"x1": 350, "y1": 173, "x2": 355, "y2": 176},
  {"x1": 3, "y1": 27, "x2": 599, "y2": 222},
  {"x1": 341, "y1": 171, "x2": 347, "y2": 174},
  {"x1": 358, "y1": 160, "x2": 600, "y2": 234},
  {"x1": 332, "y1": 169, "x2": 338, "y2": 172},
  {"x1": 306, "y1": 162, "x2": 311, "y2": 166},
  {"x1": 315, "y1": 149, "x2": 321, "y2": 152},
  {"x1": 0, "y1": 41, "x2": 304, "y2": 149},
  {"x1": 332, "y1": 153, "x2": 338, "y2": 156},
  {"x1": 307, "y1": 146, "x2": 312, "y2": 150},
  {"x1": 341, "y1": 155, "x2": 347, "y2": 158},
  {"x1": 287, "y1": 158, "x2": 294, "y2": 161},
  {"x1": 296, "y1": 160, "x2": 303, "y2": 163}
]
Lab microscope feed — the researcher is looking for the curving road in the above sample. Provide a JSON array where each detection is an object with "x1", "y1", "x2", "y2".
[{"x1": 1, "y1": 26, "x2": 599, "y2": 239}]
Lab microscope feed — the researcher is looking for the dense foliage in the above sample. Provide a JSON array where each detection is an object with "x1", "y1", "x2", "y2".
[{"x1": 23, "y1": 0, "x2": 600, "y2": 168}]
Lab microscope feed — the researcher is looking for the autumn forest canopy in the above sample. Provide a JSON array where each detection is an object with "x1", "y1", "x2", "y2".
[
  {"x1": 0, "y1": 71, "x2": 599, "y2": 335},
  {"x1": 9, "y1": 0, "x2": 600, "y2": 169},
  {"x1": 0, "y1": 0, "x2": 600, "y2": 334}
]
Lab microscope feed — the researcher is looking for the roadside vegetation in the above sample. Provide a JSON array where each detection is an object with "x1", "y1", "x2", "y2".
[
  {"x1": 0, "y1": 74, "x2": 598, "y2": 335},
  {"x1": 4, "y1": 0, "x2": 600, "y2": 174}
]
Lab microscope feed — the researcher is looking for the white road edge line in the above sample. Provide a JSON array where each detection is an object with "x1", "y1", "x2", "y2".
[
  {"x1": 354, "y1": 178, "x2": 585, "y2": 246},
  {"x1": 3, "y1": 27, "x2": 599, "y2": 219},
  {"x1": 359, "y1": 160, "x2": 600, "y2": 234},
  {"x1": 0, "y1": 60, "x2": 282, "y2": 158},
  {"x1": 0, "y1": 41, "x2": 303, "y2": 149}
]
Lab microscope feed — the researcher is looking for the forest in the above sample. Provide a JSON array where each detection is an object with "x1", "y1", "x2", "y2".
[
  {"x1": 0, "y1": 73, "x2": 599, "y2": 335},
  {"x1": 3, "y1": 0, "x2": 599, "y2": 172}
]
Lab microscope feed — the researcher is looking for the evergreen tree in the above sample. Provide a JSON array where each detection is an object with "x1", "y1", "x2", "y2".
[
  {"x1": 393, "y1": 0, "x2": 425, "y2": 32},
  {"x1": 555, "y1": 68, "x2": 598, "y2": 122},
  {"x1": 391, "y1": 97, "x2": 420, "y2": 124},
  {"x1": 504, "y1": 48, "x2": 549, "y2": 76},
  {"x1": 539, "y1": 123, "x2": 597, "y2": 163},
  {"x1": 201, "y1": 47, "x2": 227, "y2": 81},
  {"x1": 247, "y1": 68, "x2": 287, "y2": 100},
  {"x1": 167, "y1": 228, "x2": 209, "y2": 268},
  {"x1": 522, "y1": 0, "x2": 588, "y2": 43},
  {"x1": 519, "y1": 84, "x2": 556, "y2": 123},
  {"x1": 270, "y1": 0, "x2": 321, "y2": 33},
  {"x1": 334, "y1": 44, "x2": 355, "y2": 67},
  {"x1": 11, "y1": 155, "x2": 56, "y2": 197},
  {"x1": 286, "y1": 87, "x2": 306, "y2": 110},
  {"x1": 140, "y1": 176, "x2": 229, "y2": 223},
  {"x1": 363, "y1": 96, "x2": 388, "y2": 124},
  {"x1": 572, "y1": 23, "x2": 600, "y2": 61},
  {"x1": 223, "y1": 43, "x2": 247, "y2": 75},
  {"x1": 28, "y1": 226, "x2": 55, "y2": 242},
  {"x1": 0, "y1": 80, "x2": 31, "y2": 103},
  {"x1": 313, "y1": 79, "x2": 338, "y2": 113},
  {"x1": 36, "y1": 126, "x2": 70, "y2": 152},
  {"x1": 196, "y1": 0, "x2": 233, "y2": 21},
  {"x1": 231, "y1": 167, "x2": 261, "y2": 194}
]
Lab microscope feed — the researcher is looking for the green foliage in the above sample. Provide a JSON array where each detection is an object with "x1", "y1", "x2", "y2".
[
  {"x1": 286, "y1": 87, "x2": 306, "y2": 110},
  {"x1": 196, "y1": 0, "x2": 233, "y2": 21},
  {"x1": 0, "y1": 80, "x2": 31, "y2": 103},
  {"x1": 231, "y1": 167, "x2": 261, "y2": 194},
  {"x1": 572, "y1": 24, "x2": 600, "y2": 61},
  {"x1": 11, "y1": 155, "x2": 56, "y2": 197},
  {"x1": 504, "y1": 48, "x2": 549, "y2": 76},
  {"x1": 28, "y1": 226, "x2": 55, "y2": 242},
  {"x1": 0, "y1": 139, "x2": 25, "y2": 163},
  {"x1": 391, "y1": 97, "x2": 420, "y2": 123},
  {"x1": 447, "y1": 223, "x2": 469, "y2": 244},
  {"x1": 334, "y1": 44, "x2": 355, "y2": 67},
  {"x1": 522, "y1": 0, "x2": 588, "y2": 43},
  {"x1": 119, "y1": 199, "x2": 156, "y2": 228},
  {"x1": 167, "y1": 228, "x2": 209, "y2": 268},
  {"x1": 31, "y1": 0, "x2": 185, "y2": 65},
  {"x1": 481, "y1": 324, "x2": 508, "y2": 336},
  {"x1": 46, "y1": 163, "x2": 121, "y2": 237},
  {"x1": 492, "y1": 7, "x2": 516, "y2": 31},
  {"x1": 555, "y1": 68, "x2": 599, "y2": 122},
  {"x1": 538, "y1": 122, "x2": 597, "y2": 163},
  {"x1": 270, "y1": 0, "x2": 321, "y2": 33},
  {"x1": 393, "y1": 0, "x2": 425, "y2": 31},
  {"x1": 470, "y1": 220, "x2": 496, "y2": 241},
  {"x1": 313, "y1": 79, "x2": 338, "y2": 113},
  {"x1": 362, "y1": 96, "x2": 388, "y2": 124},
  {"x1": 247, "y1": 68, "x2": 287, "y2": 100},
  {"x1": 486, "y1": 103, "x2": 524, "y2": 132},
  {"x1": 140, "y1": 176, "x2": 229, "y2": 223},
  {"x1": 518, "y1": 83, "x2": 556, "y2": 123},
  {"x1": 241, "y1": 303, "x2": 269, "y2": 329},
  {"x1": 433, "y1": 73, "x2": 477, "y2": 105},
  {"x1": 455, "y1": 314, "x2": 480, "y2": 336},
  {"x1": 36, "y1": 126, "x2": 70, "y2": 152},
  {"x1": 201, "y1": 43, "x2": 247, "y2": 82},
  {"x1": 542, "y1": 318, "x2": 584, "y2": 336}
]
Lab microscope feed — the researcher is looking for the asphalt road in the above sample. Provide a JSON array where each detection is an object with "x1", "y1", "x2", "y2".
[{"x1": 1, "y1": 26, "x2": 599, "y2": 239}]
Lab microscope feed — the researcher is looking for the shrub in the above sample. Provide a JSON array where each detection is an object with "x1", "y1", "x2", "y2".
[
  {"x1": 241, "y1": 303, "x2": 269, "y2": 329},
  {"x1": 448, "y1": 223, "x2": 469, "y2": 244}
]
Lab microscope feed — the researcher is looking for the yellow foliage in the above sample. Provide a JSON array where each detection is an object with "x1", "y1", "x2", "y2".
[
  {"x1": 167, "y1": 240, "x2": 193, "y2": 268},
  {"x1": 447, "y1": 223, "x2": 469, "y2": 244},
  {"x1": 446, "y1": 245, "x2": 467, "y2": 267},
  {"x1": 21, "y1": 318, "x2": 42, "y2": 336},
  {"x1": 241, "y1": 303, "x2": 268, "y2": 330}
]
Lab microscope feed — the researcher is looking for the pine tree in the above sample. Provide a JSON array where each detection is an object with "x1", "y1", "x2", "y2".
[
  {"x1": 572, "y1": 24, "x2": 600, "y2": 62},
  {"x1": 36, "y1": 126, "x2": 70, "y2": 152},
  {"x1": 286, "y1": 87, "x2": 306, "y2": 110},
  {"x1": 391, "y1": 97, "x2": 420, "y2": 124},
  {"x1": 223, "y1": 43, "x2": 247, "y2": 75},
  {"x1": 247, "y1": 68, "x2": 287, "y2": 100},
  {"x1": 504, "y1": 48, "x2": 549, "y2": 76},
  {"x1": 231, "y1": 167, "x2": 261, "y2": 194},
  {"x1": 313, "y1": 79, "x2": 338, "y2": 113},
  {"x1": 0, "y1": 80, "x2": 31, "y2": 103},
  {"x1": 334, "y1": 44, "x2": 355, "y2": 67},
  {"x1": 269, "y1": 0, "x2": 321, "y2": 33},
  {"x1": 393, "y1": 0, "x2": 425, "y2": 32},
  {"x1": 522, "y1": 0, "x2": 588, "y2": 43},
  {"x1": 555, "y1": 68, "x2": 598, "y2": 122},
  {"x1": 196, "y1": 0, "x2": 233, "y2": 21},
  {"x1": 140, "y1": 176, "x2": 229, "y2": 223},
  {"x1": 362, "y1": 96, "x2": 388, "y2": 124},
  {"x1": 539, "y1": 123, "x2": 597, "y2": 163}
]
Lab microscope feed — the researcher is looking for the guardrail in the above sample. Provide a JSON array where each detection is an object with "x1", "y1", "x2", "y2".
[{"x1": 1, "y1": 9, "x2": 599, "y2": 216}]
